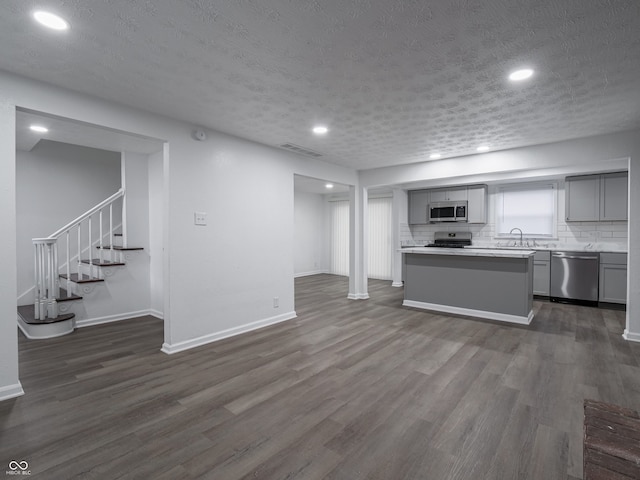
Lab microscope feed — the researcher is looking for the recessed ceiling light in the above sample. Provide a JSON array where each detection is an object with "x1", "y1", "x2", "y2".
[
  {"x1": 325, "y1": 183, "x2": 334, "y2": 189},
  {"x1": 477, "y1": 145, "x2": 490, "y2": 152},
  {"x1": 508, "y1": 68, "x2": 534, "y2": 81},
  {"x1": 30, "y1": 125, "x2": 49, "y2": 133},
  {"x1": 429, "y1": 153, "x2": 442, "y2": 160},
  {"x1": 32, "y1": 10, "x2": 69, "y2": 31},
  {"x1": 312, "y1": 126, "x2": 329, "y2": 135}
]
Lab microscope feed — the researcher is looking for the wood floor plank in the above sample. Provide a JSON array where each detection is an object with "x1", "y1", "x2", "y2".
[{"x1": 1, "y1": 274, "x2": 638, "y2": 479}]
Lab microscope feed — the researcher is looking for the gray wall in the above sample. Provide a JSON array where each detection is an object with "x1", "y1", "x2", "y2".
[
  {"x1": 293, "y1": 190, "x2": 328, "y2": 277},
  {"x1": 16, "y1": 140, "x2": 121, "y2": 303}
]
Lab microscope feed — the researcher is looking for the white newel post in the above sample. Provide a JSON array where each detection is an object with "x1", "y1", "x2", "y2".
[{"x1": 32, "y1": 238, "x2": 59, "y2": 320}]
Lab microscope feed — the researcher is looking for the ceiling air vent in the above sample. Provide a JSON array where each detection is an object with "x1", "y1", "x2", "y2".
[{"x1": 279, "y1": 143, "x2": 323, "y2": 158}]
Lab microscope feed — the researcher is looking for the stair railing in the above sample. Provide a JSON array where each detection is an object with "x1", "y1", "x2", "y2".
[{"x1": 32, "y1": 188, "x2": 125, "y2": 320}]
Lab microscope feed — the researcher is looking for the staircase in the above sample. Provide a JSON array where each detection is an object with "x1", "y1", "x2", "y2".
[{"x1": 17, "y1": 189, "x2": 144, "y2": 339}]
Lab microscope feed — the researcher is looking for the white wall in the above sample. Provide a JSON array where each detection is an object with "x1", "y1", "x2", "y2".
[
  {"x1": 293, "y1": 190, "x2": 327, "y2": 277},
  {"x1": 0, "y1": 102, "x2": 22, "y2": 400},
  {"x1": 148, "y1": 150, "x2": 164, "y2": 316},
  {"x1": 0, "y1": 70, "x2": 358, "y2": 386},
  {"x1": 16, "y1": 140, "x2": 121, "y2": 303}
]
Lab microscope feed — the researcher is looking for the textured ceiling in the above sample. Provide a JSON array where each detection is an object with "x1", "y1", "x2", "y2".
[{"x1": 1, "y1": 0, "x2": 639, "y2": 170}]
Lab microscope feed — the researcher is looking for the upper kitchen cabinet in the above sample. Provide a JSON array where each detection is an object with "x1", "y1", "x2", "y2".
[
  {"x1": 565, "y1": 172, "x2": 628, "y2": 222},
  {"x1": 408, "y1": 190, "x2": 430, "y2": 224},
  {"x1": 466, "y1": 185, "x2": 488, "y2": 224},
  {"x1": 600, "y1": 172, "x2": 628, "y2": 221},
  {"x1": 408, "y1": 185, "x2": 487, "y2": 225},
  {"x1": 429, "y1": 187, "x2": 467, "y2": 202}
]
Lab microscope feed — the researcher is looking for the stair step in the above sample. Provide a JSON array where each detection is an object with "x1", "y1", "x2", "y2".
[
  {"x1": 80, "y1": 258, "x2": 126, "y2": 267},
  {"x1": 18, "y1": 304, "x2": 75, "y2": 325},
  {"x1": 58, "y1": 288, "x2": 82, "y2": 302},
  {"x1": 60, "y1": 273, "x2": 104, "y2": 284},
  {"x1": 96, "y1": 246, "x2": 143, "y2": 251}
]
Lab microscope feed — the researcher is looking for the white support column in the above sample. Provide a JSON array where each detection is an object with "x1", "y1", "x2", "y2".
[
  {"x1": 121, "y1": 152, "x2": 128, "y2": 249},
  {"x1": 391, "y1": 188, "x2": 407, "y2": 287},
  {"x1": 348, "y1": 183, "x2": 369, "y2": 300},
  {"x1": 624, "y1": 154, "x2": 640, "y2": 341}
]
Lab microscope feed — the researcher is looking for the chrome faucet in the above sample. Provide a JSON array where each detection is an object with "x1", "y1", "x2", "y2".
[{"x1": 509, "y1": 227, "x2": 523, "y2": 246}]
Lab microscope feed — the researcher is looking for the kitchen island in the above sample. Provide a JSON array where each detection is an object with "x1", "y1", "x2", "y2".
[{"x1": 402, "y1": 247, "x2": 536, "y2": 325}]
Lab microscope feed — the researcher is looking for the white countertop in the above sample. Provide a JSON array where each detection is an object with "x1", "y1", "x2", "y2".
[
  {"x1": 401, "y1": 247, "x2": 535, "y2": 258},
  {"x1": 401, "y1": 243, "x2": 627, "y2": 253}
]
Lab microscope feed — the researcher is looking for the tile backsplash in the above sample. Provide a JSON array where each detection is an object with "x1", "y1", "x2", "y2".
[{"x1": 400, "y1": 220, "x2": 627, "y2": 250}]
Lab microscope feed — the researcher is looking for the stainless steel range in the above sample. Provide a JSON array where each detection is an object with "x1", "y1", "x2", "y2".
[{"x1": 426, "y1": 232, "x2": 472, "y2": 248}]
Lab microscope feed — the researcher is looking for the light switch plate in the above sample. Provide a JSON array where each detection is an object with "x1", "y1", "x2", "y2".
[{"x1": 194, "y1": 211, "x2": 207, "y2": 226}]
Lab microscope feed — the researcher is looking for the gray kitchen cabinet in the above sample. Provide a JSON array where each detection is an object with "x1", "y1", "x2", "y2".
[
  {"x1": 466, "y1": 185, "x2": 487, "y2": 224},
  {"x1": 565, "y1": 175, "x2": 600, "y2": 221},
  {"x1": 565, "y1": 172, "x2": 628, "y2": 222},
  {"x1": 408, "y1": 190, "x2": 430, "y2": 224},
  {"x1": 533, "y1": 250, "x2": 551, "y2": 296},
  {"x1": 600, "y1": 172, "x2": 628, "y2": 221},
  {"x1": 429, "y1": 187, "x2": 467, "y2": 202},
  {"x1": 599, "y1": 252, "x2": 627, "y2": 304}
]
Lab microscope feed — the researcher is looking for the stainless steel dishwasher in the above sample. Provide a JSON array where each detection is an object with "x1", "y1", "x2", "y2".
[{"x1": 550, "y1": 251, "x2": 599, "y2": 305}]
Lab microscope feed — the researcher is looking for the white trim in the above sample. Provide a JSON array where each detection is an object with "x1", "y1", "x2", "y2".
[
  {"x1": 17, "y1": 315, "x2": 74, "y2": 339},
  {"x1": 623, "y1": 329, "x2": 640, "y2": 342},
  {"x1": 391, "y1": 281, "x2": 403, "y2": 287},
  {"x1": 294, "y1": 270, "x2": 326, "y2": 278},
  {"x1": 75, "y1": 309, "x2": 159, "y2": 328},
  {"x1": 0, "y1": 383, "x2": 24, "y2": 402},
  {"x1": 160, "y1": 311, "x2": 297, "y2": 355},
  {"x1": 402, "y1": 299, "x2": 534, "y2": 325},
  {"x1": 148, "y1": 309, "x2": 164, "y2": 319},
  {"x1": 347, "y1": 293, "x2": 370, "y2": 300}
]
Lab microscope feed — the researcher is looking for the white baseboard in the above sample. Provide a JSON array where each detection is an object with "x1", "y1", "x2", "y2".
[
  {"x1": 148, "y1": 309, "x2": 164, "y2": 320},
  {"x1": 347, "y1": 293, "x2": 370, "y2": 300},
  {"x1": 623, "y1": 329, "x2": 640, "y2": 342},
  {"x1": 402, "y1": 300, "x2": 534, "y2": 326},
  {"x1": 75, "y1": 309, "x2": 160, "y2": 328},
  {"x1": 391, "y1": 281, "x2": 403, "y2": 287},
  {"x1": 294, "y1": 270, "x2": 326, "y2": 278},
  {"x1": 161, "y1": 310, "x2": 297, "y2": 355},
  {"x1": 0, "y1": 383, "x2": 25, "y2": 401}
]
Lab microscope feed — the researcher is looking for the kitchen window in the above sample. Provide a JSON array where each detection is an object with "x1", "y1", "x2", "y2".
[{"x1": 495, "y1": 183, "x2": 557, "y2": 238}]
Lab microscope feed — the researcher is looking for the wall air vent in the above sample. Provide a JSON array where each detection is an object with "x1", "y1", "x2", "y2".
[{"x1": 279, "y1": 143, "x2": 323, "y2": 158}]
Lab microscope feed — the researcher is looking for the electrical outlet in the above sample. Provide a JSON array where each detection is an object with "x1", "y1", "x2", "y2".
[
  {"x1": 194, "y1": 212, "x2": 207, "y2": 226},
  {"x1": 273, "y1": 297, "x2": 279, "y2": 308}
]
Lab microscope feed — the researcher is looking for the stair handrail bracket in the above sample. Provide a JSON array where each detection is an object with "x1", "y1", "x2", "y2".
[{"x1": 31, "y1": 189, "x2": 125, "y2": 321}]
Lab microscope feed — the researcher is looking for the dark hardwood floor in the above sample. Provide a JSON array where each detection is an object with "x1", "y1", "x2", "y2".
[{"x1": 2, "y1": 274, "x2": 639, "y2": 479}]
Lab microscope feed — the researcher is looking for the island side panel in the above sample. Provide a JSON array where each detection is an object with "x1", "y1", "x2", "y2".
[{"x1": 404, "y1": 253, "x2": 533, "y2": 318}]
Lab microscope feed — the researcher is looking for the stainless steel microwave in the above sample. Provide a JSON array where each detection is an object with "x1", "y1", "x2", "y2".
[{"x1": 428, "y1": 201, "x2": 468, "y2": 222}]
